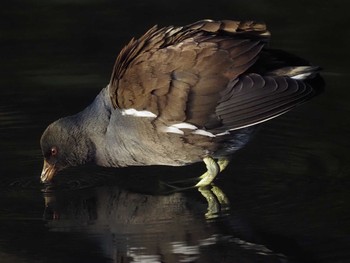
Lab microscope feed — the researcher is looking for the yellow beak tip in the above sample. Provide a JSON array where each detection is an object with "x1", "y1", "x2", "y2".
[{"x1": 41, "y1": 160, "x2": 57, "y2": 183}]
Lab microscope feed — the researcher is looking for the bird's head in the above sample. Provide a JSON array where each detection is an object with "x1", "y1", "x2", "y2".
[{"x1": 40, "y1": 118, "x2": 92, "y2": 183}]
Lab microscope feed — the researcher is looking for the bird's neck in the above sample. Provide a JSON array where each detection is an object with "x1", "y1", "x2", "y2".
[
  {"x1": 70, "y1": 87, "x2": 140, "y2": 167},
  {"x1": 62, "y1": 87, "x2": 112, "y2": 166}
]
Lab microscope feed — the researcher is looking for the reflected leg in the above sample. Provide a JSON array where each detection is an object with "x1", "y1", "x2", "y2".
[
  {"x1": 198, "y1": 184, "x2": 230, "y2": 218},
  {"x1": 198, "y1": 186, "x2": 220, "y2": 218}
]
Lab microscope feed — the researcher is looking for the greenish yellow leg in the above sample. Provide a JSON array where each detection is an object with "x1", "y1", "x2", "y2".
[
  {"x1": 196, "y1": 157, "x2": 219, "y2": 187},
  {"x1": 198, "y1": 186, "x2": 220, "y2": 218},
  {"x1": 211, "y1": 185, "x2": 230, "y2": 208},
  {"x1": 198, "y1": 185, "x2": 230, "y2": 218},
  {"x1": 218, "y1": 158, "x2": 230, "y2": 172},
  {"x1": 195, "y1": 157, "x2": 220, "y2": 187},
  {"x1": 195, "y1": 157, "x2": 230, "y2": 187}
]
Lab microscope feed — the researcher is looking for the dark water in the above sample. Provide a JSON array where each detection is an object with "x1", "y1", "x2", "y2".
[{"x1": 1, "y1": 0, "x2": 350, "y2": 262}]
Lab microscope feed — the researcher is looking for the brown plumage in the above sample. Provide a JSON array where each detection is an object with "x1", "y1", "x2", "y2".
[
  {"x1": 40, "y1": 19, "x2": 322, "y2": 185},
  {"x1": 109, "y1": 20, "x2": 319, "y2": 132},
  {"x1": 109, "y1": 20, "x2": 271, "y2": 126}
]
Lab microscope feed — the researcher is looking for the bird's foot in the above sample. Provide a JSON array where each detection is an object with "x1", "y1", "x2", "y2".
[
  {"x1": 159, "y1": 157, "x2": 230, "y2": 192},
  {"x1": 195, "y1": 157, "x2": 220, "y2": 187}
]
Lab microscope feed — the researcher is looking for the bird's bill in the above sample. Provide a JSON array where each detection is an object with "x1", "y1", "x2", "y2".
[{"x1": 40, "y1": 159, "x2": 57, "y2": 183}]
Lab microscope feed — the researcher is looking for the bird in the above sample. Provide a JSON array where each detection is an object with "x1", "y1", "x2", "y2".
[{"x1": 40, "y1": 19, "x2": 322, "y2": 186}]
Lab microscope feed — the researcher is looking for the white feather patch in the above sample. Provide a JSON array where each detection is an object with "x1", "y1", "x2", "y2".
[
  {"x1": 291, "y1": 72, "x2": 313, "y2": 80},
  {"x1": 160, "y1": 126, "x2": 185, "y2": 135},
  {"x1": 192, "y1": 129, "x2": 216, "y2": 137},
  {"x1": 170, "y1": 122, "x2": 197, "y2": 130},
  {"x1": 161, "y1": 122, "x2": 218, "y2": 137},
  {"x1": 121, "y1": 108, "x2": 157, "y2": 118}
]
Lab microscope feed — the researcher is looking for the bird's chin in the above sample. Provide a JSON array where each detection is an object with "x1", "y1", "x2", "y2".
[{"x1": 40, "y1": 160, "x2": 58, "y2": 183}]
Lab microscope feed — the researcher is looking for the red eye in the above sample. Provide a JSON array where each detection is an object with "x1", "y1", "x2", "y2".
[{"x1": 51, "y1": 147, "x2": 58, "y2": 156}]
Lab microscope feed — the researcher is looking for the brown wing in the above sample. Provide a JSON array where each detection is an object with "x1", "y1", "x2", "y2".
[
  {"x1": 108, "y1": 20, "x2": 270, "y2": 126},
  {"x1": 209, "y1": 73, "x2": 318, "y2": 133}
]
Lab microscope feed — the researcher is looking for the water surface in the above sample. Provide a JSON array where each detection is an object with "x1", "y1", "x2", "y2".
[{"x1": 1, "y1": 1, "x2": 350, "y2": 262}]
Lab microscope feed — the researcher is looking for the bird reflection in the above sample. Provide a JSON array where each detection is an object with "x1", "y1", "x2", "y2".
[
  {"x1": 198, "y1": 185, "x2": 230, "y2": 219},
  {"x1": 42, "y1": 177, "x2": 288, "y2": 263}
]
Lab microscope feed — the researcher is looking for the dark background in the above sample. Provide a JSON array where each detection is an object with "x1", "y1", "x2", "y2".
[{"x1": 0, "y1": 0, "x2": 349, "y2": 262}]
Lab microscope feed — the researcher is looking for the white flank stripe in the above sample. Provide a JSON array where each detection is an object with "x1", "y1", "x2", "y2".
[
  {"x1": 160, "y1": 126, "x2": 185, "y2": 135},
  {"x1": 215, "y1": 131, "x2": 230, "y2": 136},
  {"x1": 192, "y1": 129, "x2": 216, "y2": 137},
  {"x1": 171, "y1": 122, "x2": 197, "y2": 130},
  {"x1": 226, "y1": 110, "x2": 289, "y2": 131},
  {"x1": 121, "y1": 108, "x2": 157, "y2": 118}
]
